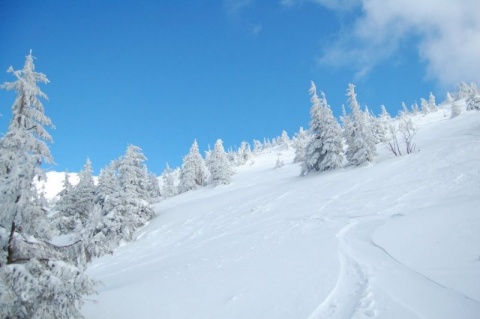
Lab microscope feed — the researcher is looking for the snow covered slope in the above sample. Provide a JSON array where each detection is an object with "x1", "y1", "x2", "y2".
[{"x1": 81, "y1": 108, "x2": 480, "y2": 319}]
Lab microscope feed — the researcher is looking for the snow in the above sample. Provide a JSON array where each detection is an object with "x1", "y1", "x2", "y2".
[{"x1": 74, "y1": 107, "x2": 480, "y2": 318}]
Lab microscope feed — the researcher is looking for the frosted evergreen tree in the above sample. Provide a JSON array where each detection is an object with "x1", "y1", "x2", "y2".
[
  {"x1": 466, "y1": 94, "x2": 480, "y2": 111},
  {"x1": 451, "y1": 101, "x2": 462, "y2": 118},
  {"x1": 161, "y1": 163, "x2": 176, "y2": 198},
  {"x1": 465, "y1": 84, "x2": 480, "y2": 110},
  {"x1": 178, "y1": 140, "x2": 207, "y2": 193},
  {"x1": 446, "y1": 92, "x2": 454, "y2": 104},
  {"x1": 411, "y1": 101, "x2": 420, "y2": 114},
  {"x1": 73, "y1": 158, "x2": 96, "y2": 228},
  {"x1": 253, "y1": 139, "x2": 263, "y2": 155},
  {"x1": 420, "y1": 98, "x2": 430, "y2": 115},
  {"x1": 293, "y1": 127, "x2": 310, "y2": 163},
  {"x1": 428, "y1": 92, "x2": 437, "y2": 111},
  {"x1": 365, "y1": 106, "x2": 382, "y2": 143},
  {"x1": 278, "y1": 130, "x2": 290, "y2": 149},
  {"x1": 54, "y1": 158, "x2": 96, "y2": 234},
  {"x1": 302, "y1": 82, "x2": 344, "y2": 174},
  {"x1": 97, "y1": 144, "x2": 155, "y2": 244},
  {"x1": 0, "y1": 51, "x2": 96, "y2": 319},
  {"x1": 208, "y1": 139, "x2": 235, "y2": 185},
  {"x1": 263, "y1": 138, "x2": 272, "y2": 150},
  {"x1": 399, "y1": 102, "x2": 409, "y2": 116},
  {"x1": 237, "y1": 141, "x2": 253, "y2": 165},
  {"x1": 147, "y1": 172, "x2": 161, "y2": 202},
  {"x1": 117, "y1": 144, "x2": 152, "y2": 201},
  {"x1": 344, "y1": 83, "x2": 376, "y2": 166},
  {"x1": 376, "y1": 105, "x2": 392, "y2": 143},
  {"x1": 95, "y1": 161, "x2": 118, "y2": 207}
]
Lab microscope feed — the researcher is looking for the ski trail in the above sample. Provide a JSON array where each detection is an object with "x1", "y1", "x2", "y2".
[
  {"x1": 308, "y1": 221, "x2": 376, "y2": 319},
  {"x1": 309, "y1": 216, "x2": 480, "y2": 319}
]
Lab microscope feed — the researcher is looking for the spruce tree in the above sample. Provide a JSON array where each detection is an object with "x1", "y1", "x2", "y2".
[
  {"x1": 208, "y1": 139, "x2": 234, "y2": 185},
  {"x1": 178, "y1": 140, "x2": 207, "y2": 193},
  {"x1": 302, "y1": 82, "x2": 343, "y2": 175},
  {"x1": 0, "y1": 51, "x2": 96, "y2": 319},
  {"x1": 344, "y1": 83, "x2": 376, "y2": 166},
  {"x1": 161, "y1": 163, "x2": 176, "y2": 198},
  {"x1": 293, "y1": 127, "x2": 310, "y2": 163}
]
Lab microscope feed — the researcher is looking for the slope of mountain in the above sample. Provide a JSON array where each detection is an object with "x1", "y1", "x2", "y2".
[{"x1": 78, "y1": 107, "x2": 480, "y2": 318}]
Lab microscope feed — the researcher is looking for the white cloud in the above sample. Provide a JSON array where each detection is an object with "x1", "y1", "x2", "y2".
[
  {"x1": 280, "y1": 0, "x2": 360, "y2": 11},
  {"x1": 252, "y1": 24, "x2": 263, "y2": 36},
  {"x1": 224, "y1": 0, "x2": 254, "y2": 15},
  {"x1": 317, "y1": 0, "x2": 480, "y2": 87}
]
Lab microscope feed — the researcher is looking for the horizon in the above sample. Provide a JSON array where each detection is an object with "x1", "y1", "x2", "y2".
[{"x1": 1, "y1": 0, "x2": 479, "y2": 174}]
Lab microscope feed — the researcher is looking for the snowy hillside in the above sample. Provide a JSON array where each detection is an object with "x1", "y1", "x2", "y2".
[{"x1": 75, "y1": 108, "x2": 480, "y2": 318}]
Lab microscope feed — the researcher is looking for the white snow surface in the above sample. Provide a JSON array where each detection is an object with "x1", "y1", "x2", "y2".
[{"x1": 76, "y1": 109, "x2": 480, "y2": 318}]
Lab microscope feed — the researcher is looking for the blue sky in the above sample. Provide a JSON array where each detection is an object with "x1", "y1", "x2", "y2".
[{"x1": 1, "y1": 0, "x2": 479, "y2": 174}]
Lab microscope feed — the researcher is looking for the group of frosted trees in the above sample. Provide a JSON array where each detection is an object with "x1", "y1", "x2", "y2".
[
  {"x1": 0, "y1": 52, "x2": 96, "y2": 318},
  {"x1": 299, "y1": 80, "x2": 480, "y2": 176},
  {"x1": 53, "y1": 143, "x2": 159, "y2": 253},
  {"x1": 0, "y1": 52, "x2": 161, "y2": 319}
]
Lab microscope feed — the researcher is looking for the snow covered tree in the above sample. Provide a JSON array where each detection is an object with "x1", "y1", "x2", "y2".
[
  {"x1": 237, "y1": 141, "x2": 253, "y2": 165},
  {"x1": 278, "y1": 130, "x2": 290, "y2": 149},
  {"x1": 410, "y1": 101, "x2": 420, "y2": 114},
  {"x1": 420, "y1": 98, "x2": 430, "y2": 115},
  {"x1": 376, "y1": 105, "x2": 392, "y2": 143},
  {"x1": 117, "y1": 145, "x2": 150, "y2": 199},
  {"x1": 147, "y1": 172, "x2": 161, "y2": 202},
  {"x1": 95, "y1": 161, "x2": 118, "y2": 207},
  {"x1": 0, "y1": 51, "x2": 54, "y2": 237},
  {"x1": 161, "y1": 163, "x2": 176, "y2": 198},
  {"x1": 384, "y1": 113, "x2": 418, "y2": 156},
  {"x1": 293, "y1": 127, "x2": 310, "y2": 163},
  {"x1": 344, "y1": 83, "x2": 376, "y2": 166},
  {"x1": 466, "y1": 87, "x2": 480, "y2": 111},
  {"x1": 0, "y1": 51, "x2": 96, "y2": 319},
  {"x1": 73, "y1": 158, "x2": 96, "y2": 227},
  {"x1": 451, "y1": 101, "x2": 462, "y2": 118},
  {"x1": 178, "y1": 140, "x2": 207, "y2": 193},
  {"x1": 208, "y1": 139, "x2": 235, "y2": 185},
  {"x1": 428, "y1": 92, "x2": 437, "y2": 111},
  {"x1": 54, "y1": 158, "x2": 96, "y2": 234},
  {"x1": 302, "y1": 82, "x2": 344, "y2": 175},
  {"x1": 253, "y1": 139, "x2": 263, "y2": 155},
  {"x1": 93, "y1": 145, "x2": 155, "y2": 245}
]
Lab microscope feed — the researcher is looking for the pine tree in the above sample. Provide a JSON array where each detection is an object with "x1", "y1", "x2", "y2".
[
  {"x1": 428, "y1": 92, "x2": 437, "y2": 111},
  {"x1": 293, "y1": 127, "x2": 310, "y2": 163},
  {"x1": 0, "y1": 51, "x2": 96, "y2": 319},
  {"x1": 178, "y1": 140, "x2": 207, "y2": 193},
  {"x1": 278, "y1": 130, "x2": 290, "y2": 149},
  {"x1": 253, "y1": 139, "x2": 263, "y2": 155},
  {"x1": 302, "y1": 82, "x2": 344, "y2": 174},
  {"x1": 95, "y1": 161, "x2": 118, "y2": 207},
  {"x1": 96, "y1": 145, "x2": 155, "y2": 244},
  {"x1": 208, "y1": 139, "x2": 235, "y2": 185},
  {"x1": 147, "y1": 172, "x2": 161, "y2": 202},
  {"x1": 54, "y1": 159, "x2": 96, "y2": 234},
  {"x1": 420, "y1": 98, "x2": 430, "y2": 115},
  {"x1": 376, "y1": 105, "x2": 392, "y2": 143},
  {"x1": 344, "y1": 83, "x2": 376, "y2": 166},
  {"x1": 237, "y1": 141, "x2": 253, "y2": 165},
  {"x1": 161, "y1": 163, "x2": 176, "y2": 198},
  {"x1": 451, "y1": 101, "x2": 461, "y2": 118},
  {"x1": 73, "y1": 158, "x2": 96, "y2": 228}
]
